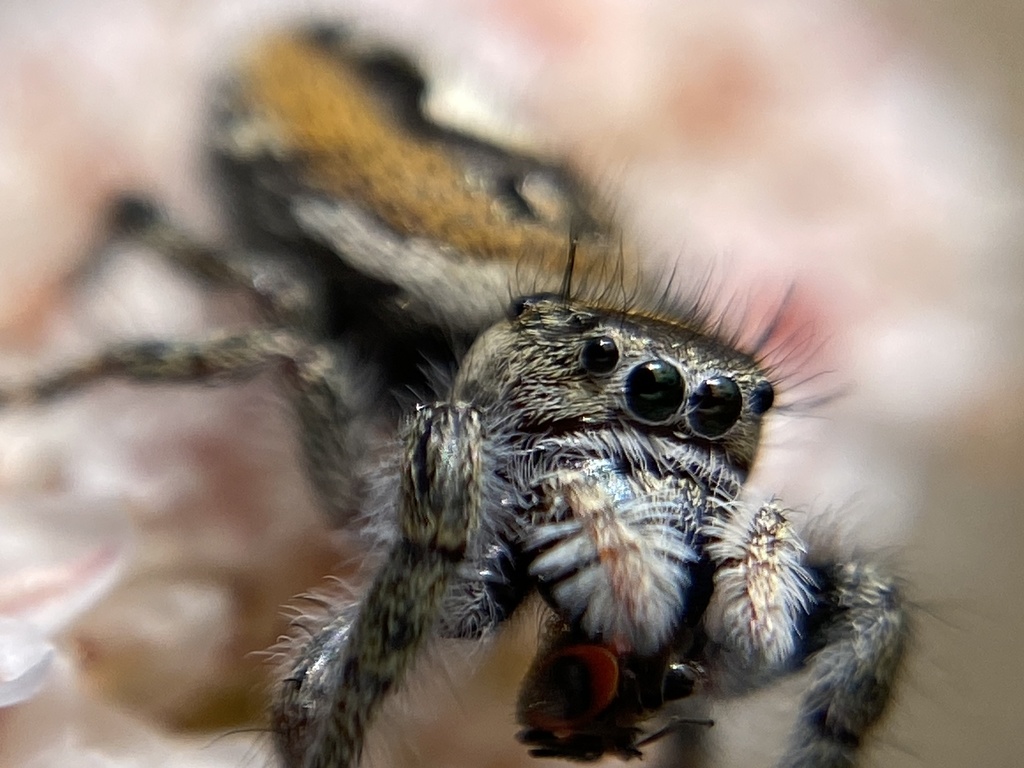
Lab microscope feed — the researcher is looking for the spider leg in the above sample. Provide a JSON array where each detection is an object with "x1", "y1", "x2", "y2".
[
  {"x1": 102, "y1": 195, "x2": 480, "y2": 397},
  {"x1": 436, "y1": 550, "x2": 525, "y2": 639},
  {"x1": 0, "y1": 329, "x2": 375, "y2": 525},
  {"x1": 779, "y1": 561, "x2": 907, "y2": 768},
  {"x1": 106, "y1": 194, "x2": 323, "y2": 330},
  {"x1": 272, "y1": 404, "x2": 484, "y2": 768},
  {"x1": 701, "y1": 501, "x2": 907, "y2": 767}
]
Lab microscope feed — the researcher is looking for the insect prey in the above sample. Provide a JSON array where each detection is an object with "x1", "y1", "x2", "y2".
[{"x1": 0, "y1": 25, "x2": 907, "y2": 768}]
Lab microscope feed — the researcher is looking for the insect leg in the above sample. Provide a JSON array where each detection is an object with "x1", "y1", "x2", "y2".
[
  {"x1": 272, "y1": 404, "x2": 484, "y2": 768},
  {"x1": 778, "y1": 561, "x2": 907, "y2": 768}
]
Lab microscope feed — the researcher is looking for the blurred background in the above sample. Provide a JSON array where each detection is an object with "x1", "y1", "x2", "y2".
[{"x1": 0, "y1": 1, "x2": 1021, "y2": 766}]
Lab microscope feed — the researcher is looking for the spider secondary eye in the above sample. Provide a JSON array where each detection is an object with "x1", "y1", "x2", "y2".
[
  {"x1": 580, "y1": 336, "x2": 619, "y2": 375},
  {"x1": 687, "y1": 375, "x2": 742, "y2": 437},
  {"x1": 625, "y1": 360, "x2": 685, "y2": 422},
  {"x1": 749, "y1": 378, "x2": 775, "y2": 415}
]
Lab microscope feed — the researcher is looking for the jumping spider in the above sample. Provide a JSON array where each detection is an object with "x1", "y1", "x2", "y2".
[{"x1": 1, "y1": 27, "x2": 906, "y2": 768}]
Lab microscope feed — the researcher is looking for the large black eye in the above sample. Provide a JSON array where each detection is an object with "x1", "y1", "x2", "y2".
[
  {"x1": 625, "y1": 360, "x2": 685, "y2": 423},
  {"x1": 580, "y1": 336, "x2": 619, "y2": 375},
  {"x1": 688, "y1": 376, "x2": 742, "y2": 437},
  {"x1": 749, "y1": 379, "x2": 775, "y2": 415}
]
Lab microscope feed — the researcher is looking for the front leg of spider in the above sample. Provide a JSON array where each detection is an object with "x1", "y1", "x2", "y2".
[
  {"x1": 780, "y1": 561, "x2": 907, "y2": 768},
  {"x1": 272, "y1": 404, "x2": 485, "y2": 768},
  {"x1": 703, "y1": 501, "x2": 907, "y2": 768}
]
